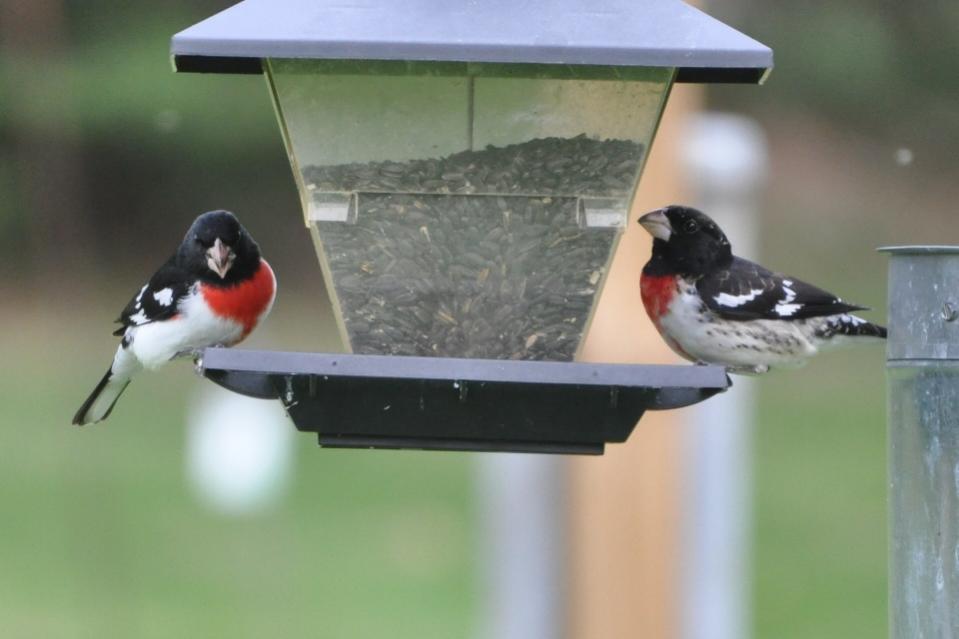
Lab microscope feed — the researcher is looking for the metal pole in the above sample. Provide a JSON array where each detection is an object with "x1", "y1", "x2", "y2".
[
  {"x1": 883, "y1": 246, "x2": 959, "y2": 638},
  {"x1": 680, "y1": 112, "x2": 766, "y2": 639}
]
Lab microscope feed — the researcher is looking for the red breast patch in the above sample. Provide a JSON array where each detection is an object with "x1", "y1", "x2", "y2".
[
  {"x1": 640, "y1": 273, "x2": 677, "y2": 328},
  {"x1": 201, "y1": 260, "x2": 276, "y2": 339},
  {"x1": 640, "y1": 273, "x2": 697, "y2": 361}
]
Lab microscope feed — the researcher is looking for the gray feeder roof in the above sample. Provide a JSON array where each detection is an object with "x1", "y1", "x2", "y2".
[{"x1": 171, "y1": 0, "x2": 772, "y2": 83}]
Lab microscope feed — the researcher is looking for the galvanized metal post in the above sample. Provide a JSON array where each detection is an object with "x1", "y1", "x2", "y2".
[{"x1": 883, "y1": 246, "x2": 959, "y2": 638}]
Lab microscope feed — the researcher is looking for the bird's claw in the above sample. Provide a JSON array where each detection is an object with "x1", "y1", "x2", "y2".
[
  {"x1": 174, "y1": 343, "x2": 229, "y2": 360},
  {"x1": 725, "y1": 364, "x2": 770, "y2": 376}
]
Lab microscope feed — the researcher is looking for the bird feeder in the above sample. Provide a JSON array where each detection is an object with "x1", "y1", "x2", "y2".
[{"x1": 171, "y1": 0, "x2": 771, "y2": 454}]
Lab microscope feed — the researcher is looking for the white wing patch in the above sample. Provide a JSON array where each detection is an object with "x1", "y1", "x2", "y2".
[
  {"x1": 774, "y1": 280, "x2": 801, "y2": 317},
  {"x1": 774, "y1": 304, "x2": 802, "y2": 317},
  {"x1": 838, "y1": 313, "x2": 865, "y2": 326},
  {"x1": 134, "y1": 284, "x2": 148, "y2": 310},
  {"x1": 153, "y1": 287, "x2": 174, "y2": 307},
  {"x1": 714, "y1": 288, "x2": 764, "y2": 308}
]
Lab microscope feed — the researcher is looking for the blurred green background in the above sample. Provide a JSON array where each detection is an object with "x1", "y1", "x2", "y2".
[{"x1": 1, "y1": 1, "x2": 955, "y2": 637}]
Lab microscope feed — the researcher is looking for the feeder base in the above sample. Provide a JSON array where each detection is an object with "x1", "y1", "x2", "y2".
[{"x1": 198, "y1": 348, "x2": 729, "y2": 455}]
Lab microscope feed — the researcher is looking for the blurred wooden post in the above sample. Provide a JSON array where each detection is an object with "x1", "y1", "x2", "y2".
[{"x1": 569, "y1": 84, "x2": 702, "y2": 639}]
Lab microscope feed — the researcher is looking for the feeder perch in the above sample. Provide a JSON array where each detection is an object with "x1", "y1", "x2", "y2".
[{"x1": 172, "y1": 0, "x2": 771, "y2": 454}]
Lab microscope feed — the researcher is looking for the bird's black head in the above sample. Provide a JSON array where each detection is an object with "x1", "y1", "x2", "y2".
[
  {"x1": 638, "y1": 205, "x2": 732, "y2": 278},
  {"x1": 177, "y1": 210, "x2": 261, "y2": 284}
]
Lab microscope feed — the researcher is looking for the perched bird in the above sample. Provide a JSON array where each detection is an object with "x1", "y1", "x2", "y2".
[
  {"x1": 73, "y1": 210, "x2": 276, "y2": 424},
  {"x1": 638, "y1": 205, "x2": 885, "y2": 374}
]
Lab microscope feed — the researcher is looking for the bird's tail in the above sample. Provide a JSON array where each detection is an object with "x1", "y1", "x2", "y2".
[
  {"x1": 72, "y1": 346, "x2": 140, "y2": 425},
  {"x1": 814, "y1": 313, "x2": 887, "y2": 343}
]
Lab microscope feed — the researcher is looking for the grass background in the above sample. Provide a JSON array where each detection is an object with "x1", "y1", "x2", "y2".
[{"x1": 0, "y1": 308, "x2": 477, "y2": 638}]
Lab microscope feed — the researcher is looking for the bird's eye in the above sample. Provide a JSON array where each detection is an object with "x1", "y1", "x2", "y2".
[{"x1": 682, "y1": 219, "x2": 699, "y2": 234}]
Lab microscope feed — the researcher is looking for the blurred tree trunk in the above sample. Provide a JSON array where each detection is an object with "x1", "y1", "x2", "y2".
[{"x1": 0, "y1": 0, "x2": 96, "y2": 292}]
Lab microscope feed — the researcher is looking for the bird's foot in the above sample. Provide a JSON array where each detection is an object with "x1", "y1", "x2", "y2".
[
  {"x1": 691, "y1": 359, "x2": 768, "y2": 375},
  {"x1": 174, "y1": 343, "x2": 229, "y2": 360},
  {"x1": 173, "y1": 348, "x2": 205, "y2": 360},
  {"x1": 725, "y1": 364, "x2": 770, "y2": 376}
]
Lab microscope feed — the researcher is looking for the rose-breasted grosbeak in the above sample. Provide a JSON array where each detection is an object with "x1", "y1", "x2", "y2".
[
  {"x1": 73, "y1": 210, "x2": 276, "y2": 424},
  {"x1": 638, "y1": 205, "x2": 885, "y2": 375}
]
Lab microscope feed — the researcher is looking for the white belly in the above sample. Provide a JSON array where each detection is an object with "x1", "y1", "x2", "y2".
[
  {"x1": 658, "y1": 283, "x2": 818, "y2": 369},
  {"x1": 126, "y1": 288, "x2": 244, "y2": 369}
]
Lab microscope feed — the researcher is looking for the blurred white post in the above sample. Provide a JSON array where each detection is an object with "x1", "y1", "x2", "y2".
[
  {"x1": 475, "y1": 454, "x2": 566, "y2": 639},
  {"x1": 186, "y1": 384, "x2": 295, "y2": 516},
  {"x1": 680, "y1": 113, "x2": 767, "y2": 639}
]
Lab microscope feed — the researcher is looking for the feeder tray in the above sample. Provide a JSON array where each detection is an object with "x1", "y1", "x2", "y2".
[{"x1": 199, "y1": 348, "x2": 730, "y2": 454}]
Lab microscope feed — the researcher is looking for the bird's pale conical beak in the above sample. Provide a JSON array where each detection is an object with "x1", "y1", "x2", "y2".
[
  {"x1": 638, "y1": 209, "x2": 672, "y2": 241},
  {"x1": 206, "y1": 237, "x2": 234, "y2": 279}
]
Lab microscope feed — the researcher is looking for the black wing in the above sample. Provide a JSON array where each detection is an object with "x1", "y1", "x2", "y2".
[
  {"x1": 697, "y1": 256, "x2": 866, "y2": 321},
  {"x1": 113, "y1": 257, "x2": 193, "y2": 336}
]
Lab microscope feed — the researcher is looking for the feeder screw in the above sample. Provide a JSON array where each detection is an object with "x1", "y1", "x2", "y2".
[{"x1": 942, "y1": 301, "x2": 958, "y2": 322}]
